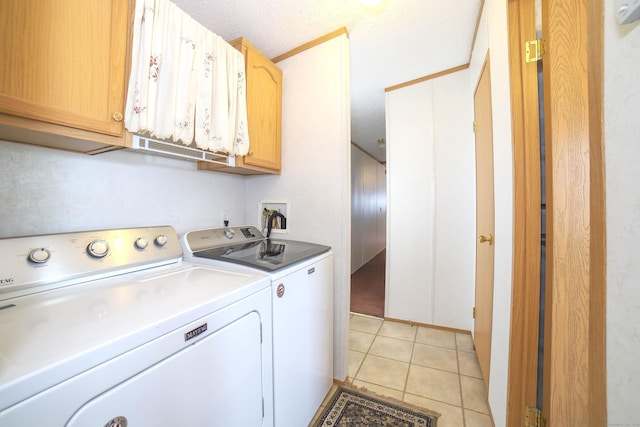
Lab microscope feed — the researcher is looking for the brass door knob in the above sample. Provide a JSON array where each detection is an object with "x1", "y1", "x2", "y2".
[
  {"x1": 479, "y1": 234, "x2": 494, "y2": 245},
  {"x1": 113, "y1": 112, "x2": 123, "y2": 122}
]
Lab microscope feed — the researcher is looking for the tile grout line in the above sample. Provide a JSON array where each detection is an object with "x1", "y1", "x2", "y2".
[
  {"x1": 350, "y1": 316, "x2": 384, "y2": 384},
  {"x1": 400, "y1": 323, "x2": 418, "y2": 401},
  {"x1": 350, "y1": 350, "x2": 366, "y2": 382},
  {"x1": 455, "y1": 333, "x2": 467, "y2": 427}
]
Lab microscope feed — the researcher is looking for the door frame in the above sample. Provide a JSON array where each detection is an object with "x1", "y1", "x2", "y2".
[
  {"x1": 505, "y1": 0, "x2": 543, "y2": 424},
  {"x1": 506, "y1": 0, "x2": 606, "y2": 425}
]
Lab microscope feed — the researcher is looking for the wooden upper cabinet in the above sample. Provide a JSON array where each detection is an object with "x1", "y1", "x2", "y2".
[
  {"x1": 0, "y1": 0, "x2": 129, "y2": 152},
  {"x1": 199, "y1": 37, "x2": 283, "y2": 175},
  {"x1": 236, "y1": 37, "x2": 282, "y2": 172}
]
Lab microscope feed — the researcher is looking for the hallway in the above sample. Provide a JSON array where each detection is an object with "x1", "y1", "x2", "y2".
[{"x1": 319, "y1": 313, "x2": 493, "y2": 427}]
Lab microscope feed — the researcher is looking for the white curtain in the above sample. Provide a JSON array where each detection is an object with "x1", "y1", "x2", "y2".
[{"x1": 125, "y1": 0, "x2": 250, "y2": 156}]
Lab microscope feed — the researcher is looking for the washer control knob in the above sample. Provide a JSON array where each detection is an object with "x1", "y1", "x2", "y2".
[
  {"x1": 224, "y1": 229, "x2": 235, "y2": 239},
  {"x1": 135, "y1": 237, "x2": 149, "y2": 250},
  {"x1": 28, "y1": 248, "x2": 51, "y2": 264},
  {"x1": 87, "y1": 240, "x2": 110, "y2": 258},
  {"x1": 104, "y1": 416, "x2": 128, "y2": 427},
  {"x1": 155, "y1": 234, "x2": 168, "y2": 247}
]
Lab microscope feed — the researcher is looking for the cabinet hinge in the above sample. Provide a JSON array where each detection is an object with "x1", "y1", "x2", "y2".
[
  {"x1": 525, "y1": 406, "x2": 547, "y2": 427},
  {"x1": 525, "y1": 39, "x2": 545, "y2": 63},
  {"x1": 473, "y1": 121, "x2": 477, "y2": 133},
  {"x1": 473, "y1": 307, "x2": 476, "y2": 319}
]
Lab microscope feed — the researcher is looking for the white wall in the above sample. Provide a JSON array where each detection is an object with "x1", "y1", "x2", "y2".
[
  {"x1": 432, "y1": 70, "x2": 476, "y2": 330},
  {"x1": 385, "y1": 69, "x2": 476, "y2": 330},
  {"x1": 386, "y1": 81, "x2": 436, "y2": 324},
  {"x1": 242, "y1": 34, "x2": 352, "y2": 381},
  {"x1": 376, "y1": 159, "x2": 387, "y2": 255},
  {"x1": 352, "y1": 146, "x2": 364, "y2": 271},
  {"x1": 604, "y1": 3, "x2": 640, "y2": 423},
  {"x1": 351, "y1": 145, "x2": 386, "y2": 273},
  {"x1": 0, "y1": 141, "x2": 245, "y2": 238},
  {"x1": 469, "y1": 1, "x2": 513, "y2": 426}
]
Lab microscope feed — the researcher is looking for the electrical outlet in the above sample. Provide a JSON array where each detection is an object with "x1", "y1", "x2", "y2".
[
  {"x1": 618, "y1": 0, "x2": 640, "y2": 25},
  {"x1": 221, "y1": 211, "x2": 229, "y2": 226}
]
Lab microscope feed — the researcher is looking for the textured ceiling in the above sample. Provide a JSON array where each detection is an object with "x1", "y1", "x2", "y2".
[{"x1": 171, "y1": 0, "x2": 482, "y2": 163}]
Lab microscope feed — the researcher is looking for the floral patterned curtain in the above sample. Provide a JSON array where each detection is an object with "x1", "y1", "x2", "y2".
[{"x1": 125, "y1": 0, "x2": 250, "y2": 156}]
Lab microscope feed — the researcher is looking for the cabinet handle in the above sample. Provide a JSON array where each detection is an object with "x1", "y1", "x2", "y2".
[
  {"x1": 248, "y1": 151, "x2": 254, "y2": 156},
  {"x1": 112, "y1": 112, "x2": 123, "y2": 122}
]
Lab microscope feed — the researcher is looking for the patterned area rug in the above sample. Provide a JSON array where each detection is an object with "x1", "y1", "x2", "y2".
[{"x1": 312, "y1": 385, "x2": 439, "y2": 426}]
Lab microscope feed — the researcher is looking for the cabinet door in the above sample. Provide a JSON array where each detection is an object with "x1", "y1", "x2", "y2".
[
  {"x1": 0, "y1": 0, "x2": 128, "y2": 136},
  {"x1": 240, "y1": 41, "x2": 282, "y2": 171}
]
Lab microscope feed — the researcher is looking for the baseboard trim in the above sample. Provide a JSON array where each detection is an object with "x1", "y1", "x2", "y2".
[{"x1": 382, "y1": 316, "x2": 472, "y2": 335}]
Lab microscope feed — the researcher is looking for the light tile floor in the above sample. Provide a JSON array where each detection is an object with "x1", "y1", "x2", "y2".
[{"x1": 312, "y1": 313, "x2": 494, "y2": 427}]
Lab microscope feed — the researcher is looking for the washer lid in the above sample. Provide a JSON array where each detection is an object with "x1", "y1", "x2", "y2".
[
  {"x1": 193, "y1": 239, "x2": 331, "y2": 272},
  {"x1": 0, "y1": 262, "x2": 269, "y2": 412}
]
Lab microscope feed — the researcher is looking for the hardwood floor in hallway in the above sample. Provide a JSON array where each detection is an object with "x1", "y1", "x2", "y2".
[{"x1": 350, "y1": 250, "x2": 385, "y2": 317}]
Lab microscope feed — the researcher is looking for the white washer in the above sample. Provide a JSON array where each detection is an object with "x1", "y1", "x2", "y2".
[
  {"x1": 181, "y1": 226, "x2": 334, "y2": 427},
  {"x1": 0, "y1": 226, "x2": 273, "y2": 427}
]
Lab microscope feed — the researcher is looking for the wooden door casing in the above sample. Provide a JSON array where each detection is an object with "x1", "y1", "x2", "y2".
[
  {"x1": 505, "y1": 0, "x2": 544, "y2": 424},
  {"x1": 506, "y1": 0, "x2": 606, "y2": 425}
]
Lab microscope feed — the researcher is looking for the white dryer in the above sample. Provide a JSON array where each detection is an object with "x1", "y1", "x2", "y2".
[
  {"x1": 0, "y1": 226, "x2": 273, "y2": 427},
  {"x1": 181, "y1": 225, "x2": 334, "y2": 427}
]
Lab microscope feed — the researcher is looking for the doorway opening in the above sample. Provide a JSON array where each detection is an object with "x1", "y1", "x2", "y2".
[{"x1": 350, "y1": 143, "x2": 387, "y2": 318}]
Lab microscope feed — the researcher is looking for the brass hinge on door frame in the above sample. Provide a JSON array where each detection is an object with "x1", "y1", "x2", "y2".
[
  {"x1": 473, "y1": 121, "x2": 477, "y2": 133},
  {"x1": 525, "y1": 406, "x2": 547, "y2": 427},
  {"x1": 525, "y1": 39, "x2": 545, "y2": 63},
  {"x1": 473, "y1": 307, "x2": 476, "y2": 319}
]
